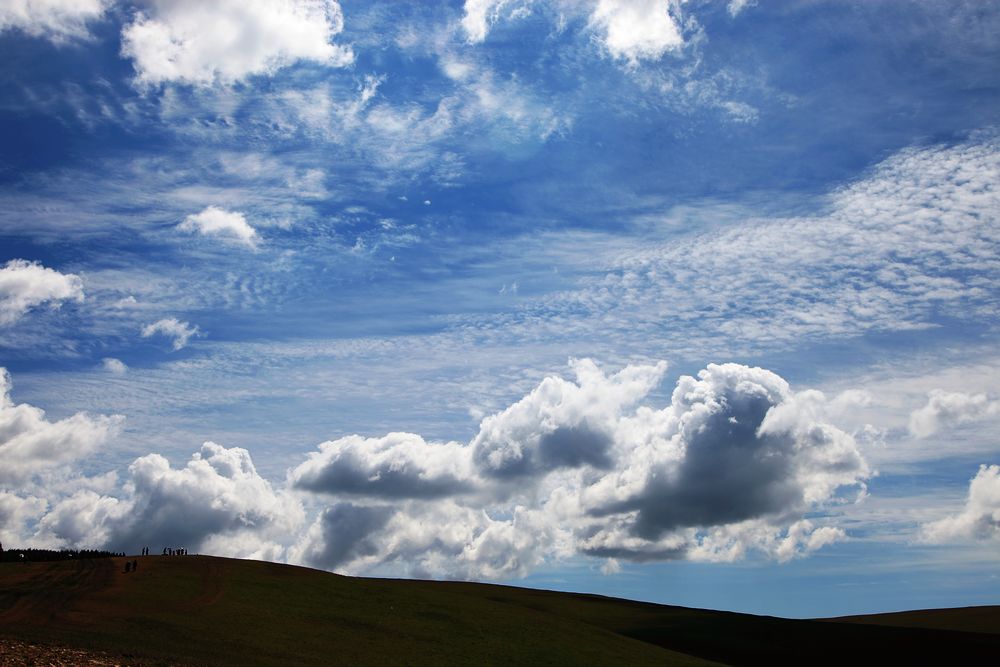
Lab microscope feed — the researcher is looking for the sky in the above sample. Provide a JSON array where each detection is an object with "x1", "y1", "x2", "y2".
[{"x1": 0, "y1": 0, "x2": 998, "y2": 619}]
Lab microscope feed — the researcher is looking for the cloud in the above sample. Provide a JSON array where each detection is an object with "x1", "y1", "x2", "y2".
[
  {"x1": 461, "y1": 0, "x2": 530, "y2": 43},
  {"x1": 4, "y1": 359, "x2": 869, "y2": 576},
  {"x1": 0, "y1": 259, "x2": 83, "y2": 326},
  {"x1": 908, "y1": 390, "x2": 1000, "y2": 438},
  {"x1": 0, "y1": 0, "x2": 107, "y2": 43},
  {"x1": 471, "y1": 358, "x2": 666, "y2": 479},
  {"x1": 37, "y1": 442, "x2": 304, "y2": 554},
  {"x1": 461, "y1": 0, "x2": 685, "y2": 65},
  {"x1": 101, "y1": 358, "x2": 128, "y2": 375},
  {"x1": 0, "y1": 368, "x2": 123, "y2": 486},
  {"x1": 0, "y1": 490, "x2": 47, "y2": 547},
  {"x1": 289, "y1": 433, "x2": 475, "y2": 499},
  {"x1": 506, "y1": 134, "x2": 1000, "y2": 354},
  {"x1": 141, "y1": 317, "x2": 200, "y2": 350},
  {"x1": 121, "y1": 0, "x2": 353, "y2": 87},
  {"x1": 290, "y1": 360, "x2": 870, "y2": 577},
  {"x1": 727, "y1": 0, "x2": 756, "y2": 18},
  {"x1": 921, "y1": 465, "x2": 1000, "y2": 542},
  {"x1": 575, "y1": 364, "x2": 869, "y2": 560},
  {"x1": 178, "y1": 206, "x2": 259, "y2": 248},
  {"x1": 588, "y1": 0, "x2": 684, "y2": 65},
  {"x1": 292, "y1": 500, "x2": 556, "y2": 579}
]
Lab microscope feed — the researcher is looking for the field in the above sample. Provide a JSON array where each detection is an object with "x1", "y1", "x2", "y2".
[{"x1": 1, "y1": 555, "x2": 997, "y2": 666}]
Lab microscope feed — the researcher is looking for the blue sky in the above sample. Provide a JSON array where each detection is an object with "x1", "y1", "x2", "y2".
[{"x1": 1, "y1": 0, "x2": 998, "y2": 618}]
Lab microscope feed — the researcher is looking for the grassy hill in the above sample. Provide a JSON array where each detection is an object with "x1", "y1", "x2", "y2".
[{"x1": 1, "y1": 555, "x2": 997, "y2": 666}]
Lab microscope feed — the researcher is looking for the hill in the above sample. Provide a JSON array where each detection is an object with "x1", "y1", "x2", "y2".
[
  {"x1": 1, "y1": 555, "x2": 997, "y2": 666},
  {"x1": 829, "y1": 605, "x2": 1000, "y2": 635}
]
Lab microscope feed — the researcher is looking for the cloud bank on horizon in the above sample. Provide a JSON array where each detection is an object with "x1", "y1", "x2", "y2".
[
  {"x1": 0, "y1": 0, "x2": 998, "y2": 614},
  {"x1": 1, "y1": 360, "x2": 875, "y2": 577}
]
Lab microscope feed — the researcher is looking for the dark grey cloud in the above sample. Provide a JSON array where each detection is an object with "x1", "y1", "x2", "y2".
[
  {"x1": 288, "y1": 433, "x2": 475, "y2": 500},
  {"x1": 300, "y1": 503, "x2": 395, "y2": 569},
  {"x1": 623, "y1": 390, "x2": 802, "y2": 539}
]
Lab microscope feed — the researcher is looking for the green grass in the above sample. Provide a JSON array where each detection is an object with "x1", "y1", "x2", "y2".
[{"x1": 1, "y1": 555, "x2": 997, "y2": 666}]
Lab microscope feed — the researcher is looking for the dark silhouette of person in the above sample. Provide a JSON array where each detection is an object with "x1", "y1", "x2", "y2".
[
  {"x1": 124, "y1": 561, "x2": 131, "y2": 573},
  {"x1": 132, "y1": 559, "x2": 138, "y2": 571}
]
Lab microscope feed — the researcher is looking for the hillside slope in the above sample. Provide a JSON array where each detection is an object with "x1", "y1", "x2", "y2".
[
  {"x1": 830, "y1": 605, "x2": 1000, "y2": 635},
  {"x1": 1, "y1": 556, "x2": 997, "y2": 666}
]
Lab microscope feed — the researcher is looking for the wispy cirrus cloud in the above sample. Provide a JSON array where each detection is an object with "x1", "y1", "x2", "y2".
[
  {"x1": 461, "y1": 0, "x2": 687, "y2": 66},
  {"x1": 490, "y1": 135, "x2": 1000, "y2": 355}
]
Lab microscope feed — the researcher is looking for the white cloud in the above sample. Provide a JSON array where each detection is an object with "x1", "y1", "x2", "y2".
[
  {"x1": 0, "y1": 259, "x2": 83, "y2": 326},
  {"x1": 0, "y1": 368, "x2": 123, "y2": 486},
  {"x1": 4, "y1": 359, "x2": 871, "y2": 577},
  {"x1": 921, "y1": 465, "x2": 1000, "y2": 542},
  {"x1": 0, "y1": 490, "x2": 47, "y2": 547},
  {"x1": 291, "y1": 500, "x2": 558, "y2": 579},
  {"x1": 0, "y1": 0, "x2": 107, "y2": 43},
  {"x1": 101, "y1": 358, "x2": 128, "y2": 375},
  {"x1": 141, "y1": 317, "x2": 199, "y2": 350},
  {"x1": 290, "y1": 360, "x2": 869, "y2": 577},
  {"x1": 178, "y1": 206, "x2": 259, "y2": 248},
  {"x1": 509, "y1": 135, "x2": 1000, "y2": 354},
  {"x1": 462, "y1": 0, "x2": 531, "y2": 43},
  {"x1": 588, "y1": 0, "x2": 684, "y2": 65},
  {"x1": 727, "y1": 0, "x2": 756, "y2": 18},
  {"x1": 36, "y1": 442, "x2": 304, "y2": 553},
  {"x1": 121, "y1": 0, "x2": 353, "y2": 87},
  {"x1": 472, "y1": 358, "x2": 666, "y2": 478},
  {"x1": 461, "y1": 0, "x2": 685, "y2": 65},
  {"x1": 908, "y1": 390, "x2": 1000, "y2": 439}
]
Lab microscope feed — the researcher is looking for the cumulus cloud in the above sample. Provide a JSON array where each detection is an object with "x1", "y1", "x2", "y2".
[
  {"x1": 3, "y1": 360, "x2": 870, "y2": 577},
  {"x1": 292, "y1": 501, "x2": 556, "y2": 579},
  {"x1": 921, "y1": 465, "x2": 1000, "y2": 542},
  {"x1": 472, "y1": 358, "x2": 666, "y2": 479},
  {"x1": 37, "y1": 442, "x2": 304, "y2": 554},
  {"x1": 141, "y1": 317, "x2": 199, "y2": 351},
  {"x1": 121, "y1": 0, "x2": 353, "y2": 87},
  {"x1": 0, "y1": 259, "x2": 83, "y2": 326},
  {"x1": 0, "y1": 0, "x2": 107, "y2": 43},
  {"x1": 0, "y1": 491, "x2": 47, "y2": 547},
  {"x1": 101, "y1": 358, "x2": 128, "y2": 375},
  {"x1": 178, "y1": 206, "x2": 259, "y2": 248},
  {"x1": 588, "y1": 0, "x2": 684, "y2": 65},
  {"x1": 0, "y1": 368, "x2": 123, "y2": 486},
  {"x1": 908, "y1": 390, "x2": 1000, "y2": 438},
  {"x1": 290, "y1": 360, "x2": 870, "y2": 577},
  {"x1": 289, "y1": 433, "x2": 475, "y2": 499}
]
